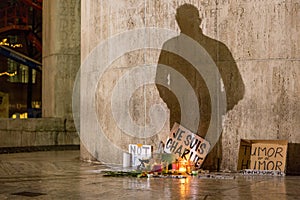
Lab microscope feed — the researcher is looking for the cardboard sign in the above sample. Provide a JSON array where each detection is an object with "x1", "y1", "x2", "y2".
[
  {"x1": 164, "y1": 123, "x2": 210, "y2": 166},
  {"x1": 237, "y1": 139, "x2": 288, "y2": 172},
  {"x1": 129, "y1": 144, "x2": 152, "y2": 167}
]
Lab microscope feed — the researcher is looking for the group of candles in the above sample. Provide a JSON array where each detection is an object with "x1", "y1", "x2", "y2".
[{"x1": 152, "y1": 159, "x2": 194, "y2": 174}]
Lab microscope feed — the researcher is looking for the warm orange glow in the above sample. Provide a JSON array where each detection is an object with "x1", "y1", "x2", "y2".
[
  {"x1": 12, "y1": 113, "x2": 28, "y2": 119},
  {"x1": 178, "y1": 166, "x2": 186, "y2": 173},
  {"x1": 178, "y1": 160, "x2": 187, "y2": 173},
  {"x1": 0, "y1": 38, "x2": 23, "y2": 48},
  {"x1": 186, "y1": 161, "x2": 194, "y2": 174},
  {"x1": 0, "y1": 71, "x2": 17, "y2": 77},
  {"x1": 137, "y1": 143, "x2": 143, "y2": 148},
  {"x1": 179, "y1": 177, "x2": 190, "y2": 198}
]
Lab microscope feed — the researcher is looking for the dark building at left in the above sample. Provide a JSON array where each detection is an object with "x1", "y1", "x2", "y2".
[{"x1": 0, "y1": 0, "x2": 42, "y2": 118}]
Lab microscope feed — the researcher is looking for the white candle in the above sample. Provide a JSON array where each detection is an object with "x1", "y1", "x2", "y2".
[{"x1": 123, "y1": 152, "x2": 131, "y2": 167}]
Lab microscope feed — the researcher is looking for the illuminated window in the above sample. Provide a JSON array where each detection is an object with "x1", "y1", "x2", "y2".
[
  {"x1": 7, "y1": 59, "x2": 36, "y2": 84},
  {"x1": 7, "y1": 58, "x2": 19, "y2": 82}
]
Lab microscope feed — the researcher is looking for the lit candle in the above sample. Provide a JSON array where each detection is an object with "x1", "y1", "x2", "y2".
[
  {"x1": 172, "y1": 162, "x2": 179, "y2": 173},
  {"x1": 178, "y1": 160, "x2": 187, "y2": 173},
  {"x1": 186, "y1": 161, "x2": 193, "y2": 174}
]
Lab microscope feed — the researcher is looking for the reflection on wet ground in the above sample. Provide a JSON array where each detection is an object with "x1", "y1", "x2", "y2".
[{"x1": 0, "y1": 151, "x2": 299, "y2": 199}]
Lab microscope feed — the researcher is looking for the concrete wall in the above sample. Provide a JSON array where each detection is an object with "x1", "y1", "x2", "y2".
[
  {"x1": 81, "y1": 0, "x2": 300, "y2": 170},
  {"x1": 42, "y1": 0, "x2": 81, "y2": 118},
  {"x1": 0, "y1": 118, "x2": 79, "y2": 148},
  {"x1": 219, "y1": 1, "x2": 300, "y2": 171}
]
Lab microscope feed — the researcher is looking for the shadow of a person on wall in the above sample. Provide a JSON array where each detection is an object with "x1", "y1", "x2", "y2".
[{"x1": 156, "y1": 4, "x2": 245, "y2": 169}]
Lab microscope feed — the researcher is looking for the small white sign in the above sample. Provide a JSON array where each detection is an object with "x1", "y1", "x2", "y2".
[{"x1": 129, "y1": 144, "x2": 152, "y2": 167}]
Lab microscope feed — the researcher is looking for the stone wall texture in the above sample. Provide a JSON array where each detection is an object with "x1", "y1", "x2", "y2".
[
  {"x1": 81, "y1": 0, "x2": 300, "y2": 171},
  {"x1": 42, "y1": 0, "x2": 81, "y2": 118},
  {"x1": 0, "y1": 118, "x2": 79, "y2": 148}
]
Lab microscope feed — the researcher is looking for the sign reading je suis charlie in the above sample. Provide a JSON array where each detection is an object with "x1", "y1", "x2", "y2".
[{"x1": 164, "y1": 123, "x2": 210, "y2": 166}]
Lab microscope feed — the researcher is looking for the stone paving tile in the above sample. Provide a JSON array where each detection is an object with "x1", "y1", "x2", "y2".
[{"x1": 0, "y1": 151, "x2": 299, "y2": 199}]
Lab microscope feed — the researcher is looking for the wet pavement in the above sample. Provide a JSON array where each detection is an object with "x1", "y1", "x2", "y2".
[{"x1": 0, "y1": 150, "x2": 299, "y2": 199}]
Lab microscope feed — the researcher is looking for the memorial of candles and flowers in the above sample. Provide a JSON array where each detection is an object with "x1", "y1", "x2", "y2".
[{"x1": 103, "y1": 123, "x2": 210, "y2": 178}]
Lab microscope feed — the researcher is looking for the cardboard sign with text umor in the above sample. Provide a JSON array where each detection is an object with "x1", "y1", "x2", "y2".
[
  {"x1": 237, "y1": 139, "x2": 288, "y2": 172},
  {"x1": 164, "y1": 123, "x2": 210, "y2": 166}
]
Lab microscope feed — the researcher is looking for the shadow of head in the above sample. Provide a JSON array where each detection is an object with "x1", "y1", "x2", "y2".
[{"x1": 175, "y1": 4, "x2": 202, "y2": 33}]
